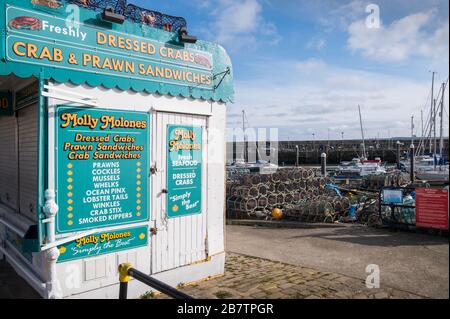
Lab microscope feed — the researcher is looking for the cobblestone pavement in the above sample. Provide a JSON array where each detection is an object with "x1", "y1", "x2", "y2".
[
  {"x1": 153, "y1": 253, "x2": 423, "y2": 299},
  {"x1": 227, "y1": 225, "x2": 448, "y2": 298}
]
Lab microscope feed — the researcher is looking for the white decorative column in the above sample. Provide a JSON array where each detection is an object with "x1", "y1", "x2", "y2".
[
  {"x1": 42, "y1": 189, "x2": 62, "y2": 299},
  {"x1": 43, "y1": 189, "x2": 58, "y2": 243},
  {"x1": 44, "y1": 246, "x2": 62, "y2": 299}
]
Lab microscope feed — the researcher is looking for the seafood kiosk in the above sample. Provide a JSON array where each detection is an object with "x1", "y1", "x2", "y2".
[{"x1": 0, "y1": 0, "x2": 233, "y2": 298}]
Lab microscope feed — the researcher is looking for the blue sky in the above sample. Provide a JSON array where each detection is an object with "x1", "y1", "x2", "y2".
[{"x1": 131, "y1": 0, "x2": 449, "y2": 141}]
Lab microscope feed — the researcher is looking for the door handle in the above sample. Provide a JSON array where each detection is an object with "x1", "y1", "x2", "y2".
[{"x1": 161, "y1": 188, "x2": 168, "y2": 194}]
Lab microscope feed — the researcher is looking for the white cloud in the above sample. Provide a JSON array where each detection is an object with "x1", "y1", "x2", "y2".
[
  {"x1": 318, "y1": 0, "x2": 369, "y2": 31},
  {"x1": 219, "y1": 1, "x2": 449, "y2": 140},
  {"x1": 348, "y1": 11, "x2": 449, "y2": 63},
  {"x1": 201, "y1": 0, "x2": 281, "y2": 51},
  {"x1": 296, "y1": 58, "x2": 327, "y2": 74},
  {"x1": 227, "y1": 58, "x2": 440, "y2": 140},
  {"x1": 306, "y1": 38, "x2": 327, "y2": 51},
  {"x1": 417, "y1": 21, "x2": 449, "y2": 62}
]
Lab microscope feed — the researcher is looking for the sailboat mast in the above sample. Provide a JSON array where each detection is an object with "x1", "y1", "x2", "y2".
[
  {"x1": 242, "y1": 109, "x2": 246, "y2": 163},
  {"x1": 439, "y1": 82, "x2": 446, "y2": 160},
  {"x1": 433, "y1": 98, "x2": 437, "y2": 168},
  {"x1": 421, "y1": 109, "x2": 424, "y2": 155},
  {"x1": 242, "y1": 110, "x2": 245, "y2": 133},
  {"x1": 358, "y1": 105, "x2": 367, "y2": 159},
  {"x1": 429, "y1": 71, "x2": 435, "y2": 153}
]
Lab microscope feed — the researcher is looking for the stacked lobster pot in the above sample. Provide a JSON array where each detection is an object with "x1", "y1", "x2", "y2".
[
  {"x1": 226, "y1": 168, "x2": 349, "y2": 223},
  {"x1": 362, "y1": 172, "x2": 406, "y2": 190}
]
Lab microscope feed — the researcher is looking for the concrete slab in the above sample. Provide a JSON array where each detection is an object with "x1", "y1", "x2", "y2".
[
  {"x1": 1, "y1": 225, "x2": 447, "y2": 299},
  {"x1": 226, "y1": 224, "x2": 449, "y2": 298},
  {"x1": 155, "y1": 253, "x2": 422, "y2": 299}
]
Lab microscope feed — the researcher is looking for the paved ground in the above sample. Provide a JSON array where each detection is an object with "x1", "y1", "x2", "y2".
[
  {"x1": 154, "y1": 253, "x2": 422, "y2": 299},
  {"x1": 0, "y1": 251, "x2": 424, "y2": 300},
  {"x1": 1, "y1": 224, "x2": 447, "y2": 299},
  {"x1": 226, "y1": 224, "x2": 449, "y2": 299}
]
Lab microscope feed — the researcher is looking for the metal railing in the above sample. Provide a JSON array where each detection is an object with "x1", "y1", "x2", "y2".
[
  {"x1": 378, "y1": 186, "x2": 416, "y2": 228},
  {"x1": 67, "y1": 0, "x2": 127, "y2": 14},
  {"x1": 67, "y1": 0, "x2": 187, "y2": 33},
  {"x1": 125, "y1": 4, "x2": 187, "y2": 33},
  {"x1": 118, "y1": 263, "x2": 194, "y2": 299}
]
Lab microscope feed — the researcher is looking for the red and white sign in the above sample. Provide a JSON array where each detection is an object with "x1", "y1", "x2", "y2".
[{"x1": 415, "y1": 188, "x2": 449, "y2": 230}]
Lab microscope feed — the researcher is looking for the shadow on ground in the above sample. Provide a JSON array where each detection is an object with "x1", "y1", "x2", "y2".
[{"x1": 286, "y1": 226, "x2": 448, "y2": 247}]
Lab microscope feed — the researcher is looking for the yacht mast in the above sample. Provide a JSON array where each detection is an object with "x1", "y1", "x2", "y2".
[
  {"x1": 421, "y1": 110, "x2": 424, "y2": 156},
  {"x1": 429, "y1": 71, "x2": 435, "y2": 153},
  {"x1": 242, "y1": 109, "x2": 246, "y2": 163},
  {"x1": 439, "y1": 81, "x2": 446, "y2": 160},
  {"x1": 433, "y1": 98, "x2": 437, "y2": 168},
  {"x1": 358, "y1": 105, "x2": 367, "y2": 159}
]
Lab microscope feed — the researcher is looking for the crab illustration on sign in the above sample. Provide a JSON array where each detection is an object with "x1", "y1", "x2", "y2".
[
  {"x1": 141, "y1": 11, "x2": 157, "y2": 26},
  {"x1": 9, "y1": 16, "x2": 42, "y2": 31},
  {"x1": 78, "y1": 0, "x2": 91, "y2": 7},
  {"x1": 194, "y1": 54, "x2": 212, "y2": 69},
  {"x1": 31, "y1": 0, "x2": 62, "y2": 9}
]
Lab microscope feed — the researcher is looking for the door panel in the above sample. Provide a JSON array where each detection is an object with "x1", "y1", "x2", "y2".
[
  {"x1": 151, "y1": 112, "x2": 208, "y2": 274},
  {"x1": 18, "y1": 104, "x2": 38, "y2": 222},
  {"x1": 0, "y1": 116, "x2": 18, "y2": 210}
]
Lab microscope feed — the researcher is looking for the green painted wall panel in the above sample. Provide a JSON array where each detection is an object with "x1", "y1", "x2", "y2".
[
  {"x1": 0, "y1": 0, "x2": 234, "y2": 102},
  {"x1": 167, "y1": 125, "x2": 202, "y2": 218},
  {"x1": 55, "y1": 106, "x2": 150, "y2": 234},
  {"x1": 57, "y1": 225, "x2": 148, "y2": 262}
]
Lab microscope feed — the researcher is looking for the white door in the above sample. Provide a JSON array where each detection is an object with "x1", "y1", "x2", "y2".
[{"x1": 151, "y1": 111, "x2": 208, "y2": 274}]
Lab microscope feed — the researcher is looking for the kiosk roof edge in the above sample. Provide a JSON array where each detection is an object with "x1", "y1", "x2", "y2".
[{"x1": 0, "y1": 0, "x2": 234, "y2": 103}]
